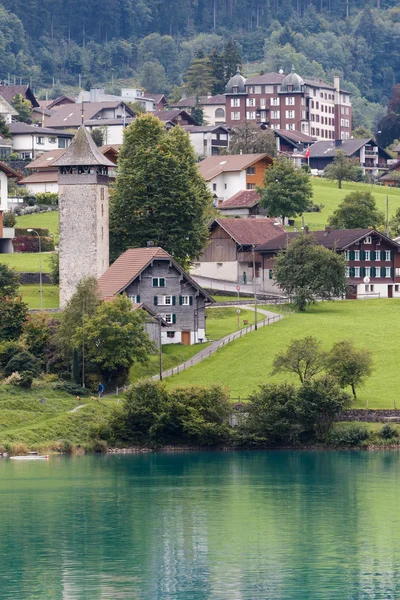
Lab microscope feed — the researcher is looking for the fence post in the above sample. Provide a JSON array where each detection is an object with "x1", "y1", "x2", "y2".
[{"x1": 116, "y1": 386, "x2": 119, "y2": 395}]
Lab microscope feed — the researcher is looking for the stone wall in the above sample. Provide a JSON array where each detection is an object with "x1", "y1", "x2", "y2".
[
  {"x1": 337, "y1": 410, "x2": 400, "y2": 422},
  {"x1": 19, "y1": 272, "x2": 52, "y2": 284}
]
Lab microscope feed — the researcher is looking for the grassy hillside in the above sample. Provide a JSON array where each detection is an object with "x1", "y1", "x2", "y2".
[
  {"x1": 0, "y1": 253, "x2": 53, "y2": 272},
  {"x1": 298, "y1": 179, "x2": 400, "y2": 231},
  {"x1": 19, "y1": 284, "x2": 59, "y2": 309},
  {"x1": 165, "y1": 299, "x2": 400, "y2": 409},
  {"x1": 16, "y1": 211, "x2": 59, "y2": 243}
]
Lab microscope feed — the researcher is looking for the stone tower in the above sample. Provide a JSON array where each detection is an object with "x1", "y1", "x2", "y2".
[{"x1": 53, "y1": 126, "x2": 116, "y2": 308}]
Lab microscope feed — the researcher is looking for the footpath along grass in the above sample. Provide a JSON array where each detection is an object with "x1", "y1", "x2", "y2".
[
  {"x1": 165, "y1": 299, "x2": 400, "y2": 408},
  {"x1": 298, "y1": 179, "x2": 400, "y2": 231},
  {"x1": 16, "y1": 211, "x2": 59, "y2": 243},
  {"x1": 130, "y1": 342, "x2": 209, "y2": 382}
]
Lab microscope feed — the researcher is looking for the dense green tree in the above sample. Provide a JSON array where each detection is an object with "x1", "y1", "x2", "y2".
[
  {"x1": 222, "y1": 40, "x2": 242, "y2": 81},
  {"x1": 389, "y1": 207, "x2": 400, "y2": 237},
  {"x1": 190, "y1": 98, "x2": 204, "y2": 125},
  {"x1": 328, "y1": 191, "x2": 385, "y2": 229},
  {"x1": 0, "y1": 117, "x2": 10, "y2": 138},
  {"x1": 11, "y1": 94, "x2": 33, "y2": 124},
  {"x1": 0, "y1": 296, "x2": 28, "y2": 341},
  {"x1": 272, "y1": 336, "x2": 327, "y2": 383},
  {"x1": 229, "y1": 123, "x2": 276, "y2": 156},
  {"x1": 323, "y1": 151, "x2": 361, "y2": 189},
  {"x1": 110, "y1": 114, "x2": 212, "y2": 265},
  {"x1": 90, "y1": 128, "x2": 104, "y2": 147},
  {"x1": 185, "y1": 56, "x2": 216, "y2": 96},
  {"x1": 352, "y1": 126, "x2": 374, "y2": 139},
  {"x1": 4, "y1": 349, "x2": 40, "y2": 377},
  {"x1": 0, "y1": 264, "x2": 19, "y2": 298},
  {"x1": 274, "y1": 234, "x2": 347, "y2": 311},
  {"x1": 139, "y1": 61, "x2": 169, "y2": 94},
  {"x1": 20, "y1": 313, "x2": 52, "y2": 360},
  {"x1": 209, "y1": 48, "x2": 225, "y2": 94},
  {"x1": 73, "y1": 295, "x2": 154, "y2": 385},
  {"x1": 327, "y1": 339, "x2": 373, "y2": 400},
  {"x1": 258, "y1": 157, "x2": 313, "y2": 221}
]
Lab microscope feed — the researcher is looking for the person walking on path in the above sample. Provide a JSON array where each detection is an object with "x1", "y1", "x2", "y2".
[{"x1": 97, "y1": 382, "x2": 105, "y2": 400}]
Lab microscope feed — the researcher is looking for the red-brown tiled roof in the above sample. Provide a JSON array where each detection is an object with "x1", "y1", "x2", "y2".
[
  {"x1": 19, "y1": 171, "x2": 57, "y2": 184},
  {"x1": 98, "y1": 247, "x2": 170, "y2": 298},
  {"x1": 219, "y1": 190, "x2": 260, "y2": 209},
  {"x1": 213, "y1": 217, "x2": 285, "y2": 245},
  {"x1": 197, "y1": 154, "x2": 272, "y2": 181},
  {"x1": 0, "y1": 161, "x2": 20, "y2": 178}
]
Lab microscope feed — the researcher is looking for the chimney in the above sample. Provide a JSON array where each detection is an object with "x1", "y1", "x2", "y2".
[
  {"x1": 334, "y1": 76, "x2": 340, "y2": 92},
  {"x1": 335, "y1": 139, "x2": 343, "y2": 147},
  {"x1": 147, "y1": 240, "x2": 154, "y2": 247}
]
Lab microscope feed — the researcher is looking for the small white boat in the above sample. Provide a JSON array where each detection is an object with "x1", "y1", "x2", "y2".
[{"x1": 10, "y1": 453, "x2": 49, "y2": 460}]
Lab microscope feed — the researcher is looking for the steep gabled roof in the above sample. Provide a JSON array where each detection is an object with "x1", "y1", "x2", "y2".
[
  {"x1": 27, "y1": 145, "x2": 120, "y2": 170},
  {"x1": 197, "y1": 154, "x2": 272, "y2": 181},
  {"x1": 19, "y1": 171, "x2": 58, "y2": 184},
  {"x1": 0, "y1": 161, "x2": 20, "y2": 178},
  {"x1": 154, "y1": 109, "x2": 198, "y2": 126},
  {"x1": 219, "y1": 190, "x2": 260, "y2": 210},
  {"x1": 8, "y1": 122, "x2": 73, "y2": 137},
  {"x1": 244, "y1": 72, "x2": 285, "y2": 86},
  {"x1": 0, "y1": 85, "x2": 39, "y2": 107},
  {"x1": 170, "y1": 94, "x2": 226, "y2": 108},
  {"x1": 97, "y1": 247, "x2": 213, "y2": 301},
  {"x1": 274, "y1": 129, "x2": 315, "y2": 145},
  {"x1": 45, "y1": 102, "x2": 134, "y2": 128},
  {"x1": 52, "y1": 126, "x2": 116, "y2": 167},
  {"x1": 211, "y1": 217, "x2": 285, "y2": 246},
  {"x1": 308, "y1": 139, "x2": 392, "y2": 160},
  {"x1": 256, "y1": 228, "x2": 400, "y2": 253}
]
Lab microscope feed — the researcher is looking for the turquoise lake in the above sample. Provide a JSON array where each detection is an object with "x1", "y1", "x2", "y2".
[{"x1": 1, "y1": 451, "x2": 400, "y2": 599}]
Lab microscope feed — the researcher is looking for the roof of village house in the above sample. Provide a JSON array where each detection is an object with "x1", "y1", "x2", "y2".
[
  {"x1": 45, "y1": 101, "x2": 134, "y2": 128},
  {"x1": 32, "y1": 106, "x2": 53, "y2": 117},
  {"x1": 46, "y1": 95, "x2": 76, "y2": 109},
  {"x1": 308, "y1": 138, "x2": 391, "y2": 160},
  {"x1": 211, "y1": 217, "x2": 285, "y2": 245},
  {"x1": 182, "y1": 125, "x2": 229, "y2": 134},
  {"x1": 197, "y1": 153, "x2": 271, "y2": 181},
  {"x1": 274, "y1": 129, "x2": 315, "y2": 144},
  {"x1": 171, "y1": 94, "x2": 226, "y2": 108},
  {"x1": 8, "y1": 123, "x2": 73, "y2": 137},
  {"x1": 52, "y1": 126, "x2": 116, "y2": 167},
  {"x1": 0, "y1": 161, "x2": 20, "y2": 178},
  {"x1": 150, "y1": 94, "x2": 167, "y2": 104},
  {"x1": 26, "y1": 144, "x2": 120, "y2": 170},
  {"x1": 84, "y1": 117, "x2": 135, "y2": 127},
  {"x1": 19, "y1": 171, "x2": 58, "y2": 185},
  {"x1": 154, "y1": 109, "x2": 198, "y2": 125},
  {"x1": 97, "y1": 246, "x2": 214, "y2": 301},
  {"x1": 244, "y1": 72, "x2": 285, "y2": 86},
  {"x1": 219, "y1": 190, "x2": 260, "y2": 210},
  {"x1": 256, "y1": 228, "x2": 400, "y2": 252},
  {"x1": 0, "y1": 85, "x2": 39, "y2": 107}
]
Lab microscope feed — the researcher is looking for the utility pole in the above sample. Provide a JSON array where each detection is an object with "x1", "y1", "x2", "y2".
[
  {"x1": 82, "y1": 298, "x2": 85, "y2": 388},
  {"x1": 386, "y1": 194, "x2": 389, "y2": 237},
  {"x1": 159, "y1": 318, "x2": 163, "y2": 381},
  {"x1": 252, "y1": 244, "x2": 258, "y2": 331}
]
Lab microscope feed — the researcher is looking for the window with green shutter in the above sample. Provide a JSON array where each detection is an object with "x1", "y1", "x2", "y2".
[
  {"x1": 179, "y1": 295, "x2": 183, "y2": 305},
  {"x1": 172, "y1": 296, "x2": 176, "y2": 305},
  {"x1": 154, "y1": 296, "x2": 158, "y2": 306},
  {"x1": 136, "y1": 295, "x2": 140, "y2": 303},
  {"x1": 172, "y1": 314, "x2": 176, "y2": 324},
  {"x1": 189, "y1": 296, "x2": 193, "y2": 305},
  {"x1": 160, "y1": 278, "x2": 165, "y2": 287}
]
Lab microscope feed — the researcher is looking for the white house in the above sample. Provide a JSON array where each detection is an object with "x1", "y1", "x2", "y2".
[
  {"x1": 0, "y1": 162, "x2": 19, "y2": 253},
  {"x1": 182, "y1": 125, "x2": 229, "y2": 157},
  {"x1": 197, "y1": 153, "x2": 273, "y2": 205},
  {"x1": 8, "y1": 123, "x2": 73, "y2": 160},
  {"x1": 170, "y1": 95, "x2": 227, "y2": 126},
  {"x1": 0, "y1": 94, "x2": 17, "y2": 123}
]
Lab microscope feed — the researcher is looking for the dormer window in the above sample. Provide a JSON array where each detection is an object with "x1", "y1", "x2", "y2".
[{"x1": 232, "y1": 86, "x2": 238, "y2": 93}]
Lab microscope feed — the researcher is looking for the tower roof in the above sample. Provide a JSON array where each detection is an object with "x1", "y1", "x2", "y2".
[
  {"x1": 52, "y1": 126, "x2": 116, "y2": 167},
  {"x1": 225, "y1": 67, "x2": 246, "y2": 94},
  {"x1": 280, "y1": 66, "x2": 304, "y2": 93}
]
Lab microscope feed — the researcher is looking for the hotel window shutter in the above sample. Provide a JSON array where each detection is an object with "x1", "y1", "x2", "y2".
[
  {"x1": 137, "y1": 295, "x2": 140, "y2": 303},
  {"x1": 391, "y1": 267, "x2": 393, "y2": 278},
  {"x1": 160, "y1": 278, "x2": 165, "y2": 287},
  {"x1": 350, "y1": 267, "x2": 355, "y2": 277},
  {"x1": 172, "y1": 313, "x2": 176, "y2": 324},
  {"x1": 179, "y1": 295, "x2": 183, "y2": 305},
  {"x1": 189, "y1": 296, "x2": 193, "y2": 305},
  {"x1": 172, "y1": 296, "x2": 176, "y2": 306},
  {"x1": 372, "y1": 267, "x2": 375, "y2": 277},
  {"x1": 350, "y1": 250, "x2": 354, "y2": 261},
  {"x1": 154, "y1": 296, "x2": 158, "y2": 306}
]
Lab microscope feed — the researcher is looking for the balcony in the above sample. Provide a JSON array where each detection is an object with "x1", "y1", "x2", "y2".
[{"x1": 211, "y1": 139, "x2": 228, "y2": 147}]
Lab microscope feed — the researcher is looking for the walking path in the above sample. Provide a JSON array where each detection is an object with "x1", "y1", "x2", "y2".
[
  {"x1": 70, "y1": 404, "x2": 87, "y2": 413},
  {"x1": 151, "y1": 305, "x2": 283, "y2": 382}
]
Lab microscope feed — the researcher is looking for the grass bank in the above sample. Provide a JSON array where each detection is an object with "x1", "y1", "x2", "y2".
[
  {"x1": 19, "y1": 284, "x2": 59, "y2": 309},
  {"x1": 16, "y1": 211, "x2": 59, "y2": 243},
  {"x1": 0, "y1": 253, "x2": 54, "y2": 272},
  {"x1": 165, "y1": 299, "x2": 400, "y2": 408}
]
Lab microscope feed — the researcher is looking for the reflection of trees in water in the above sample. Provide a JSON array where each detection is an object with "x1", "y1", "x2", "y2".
[{"x1": 1, "y1": 452, "x2": 400, "y2": 599}]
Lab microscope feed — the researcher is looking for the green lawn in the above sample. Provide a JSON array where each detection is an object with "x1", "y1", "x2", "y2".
[
  {"x1": 130, "y1": 342, "x2": 209, "y2": 382},
  {"x1": 165, "y1": 299, "x2": 400, "y2": 408},
  {"x1": 206, "y1": 307, "x2": 256, "y2": 339},
  {"x1": 16, "y1": 211, "x2": 59, "y2": 243},
  {"x1": 19, "y1": 284, "x2": 59, "y2": 309},
  {"x1": 211, "y1": 295, "x2": 255, "y2": 303},
  {"x1": 298, "y1": 179, "x2": 400, "y2": 231},
  {"x1": 0, "y1": 252, "x2": 54, "y2": 272}
]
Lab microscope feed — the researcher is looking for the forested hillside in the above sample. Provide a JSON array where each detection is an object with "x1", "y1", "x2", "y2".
[{"x1": 0, "y1": 0, "x2": 399, "y2": 128}]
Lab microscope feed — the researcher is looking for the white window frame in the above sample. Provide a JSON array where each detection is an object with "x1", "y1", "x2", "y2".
[
  {"x1": 162, "y1": 313, "x2": 173, "y2": 324},
  {"x1": 128, "y1": 295, "x2": 140, "y2": 304},
  {"x1": 162, "y1": 295, "x2": 172, "y2": 306},
  {"x1": 375, "y1": 250, "x2": 381, "y2": 261},
  {"x1": 48, "y1": 137, "x2": 57, "y2": 144},
  {"x1": 285, "y1": 110, "x2": 295, "y2": 119},
  {"x1": 375, "y1": 267, "x2": 381, "y2": 278},
  {"x1": 385, "y1": 250, "x2": 391, "y2": 261},
  {"x1": 152, "y1": 277, "x2": 165, "y2": 288},
  {"x1": 271, "y1": 97, "x2": 279, "y2": 106},
  {"x1": 231, "y1": 98, "x2": 240, "y2": 107},
  {"x1": 385, "y1": 267, "x2": 391, "y2": 278},
  {"x1": 286, "y1": 124, "x2": 294, "y2": 130},
  {"x1": 354, "y1": 267, "x2": 361, "y2": 278},
  {"x1": 36, "y1": 136, "x2": 45, "y2": 145},
  {"x1": 231, "y1": 111, "x2": 240, "y2": 120},
  {"x1": 271, "y1": 110, "x2": 280, "y2": 120},
  {"x1": 365, "y1": 267, "x2": 371, "y2": 278},
  {"x1": 246, "y1": 98, "x2": 256, "y2": 107},
  {"x1": 181, "y1": 295, "x2": 190, "y2": 306},
  {"x1": 345, "y1": 267, "x2": 350, "y2": 278},
  {"x1": 364, "y1": 250, "x2": 371, "y2": 261},
  {"x1": 364, "y1": 236, "x2": 372, "y2": 244},
  {"x1": 354, "y1": 250, "x2": 360, "y2": 261},
  {"x1": 285, "y1": 97, "x2": 295, "y2": 106},
  {"x1": 246, "y1": 111, "x2": 256, "y2": 120}
]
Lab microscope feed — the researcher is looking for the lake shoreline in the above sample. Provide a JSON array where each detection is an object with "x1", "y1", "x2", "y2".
[{"x1": 107, "y1": 443, "x2": 400, "y2": 454}]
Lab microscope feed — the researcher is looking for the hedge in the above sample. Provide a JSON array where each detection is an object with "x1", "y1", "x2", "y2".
[
  {"x1": 14, "y1": 228, "x2": 50, "y2": 238},
  {"x1": 12, "y1": 236, "x2": 55, "y2": 253}
]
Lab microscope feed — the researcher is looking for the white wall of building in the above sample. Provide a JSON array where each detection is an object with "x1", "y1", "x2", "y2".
[
  {"x1": 0, "y1": 171, "x2": 8, "y2": 211},
  {"x1": 11, "y1": 134, "x2": 70, "y2": 158},
  {"x1": 86, "y1": 124, "x2": 124, "y2": 145},
  {"x1": 191, "y1": 260, "x2": 238, "y2": 282},
  {"x1": 24, "y1": 181, "x2": 58, "y2": 195},
  {"x1": 207, "y1": 170, "x2": 246, "y2": 202},
  {"x1": 203, "y1": 104, "x2": 226, "y2": 126},
  {"x1": 356, "y1": 283, "x2": 400, "y2": 299}
]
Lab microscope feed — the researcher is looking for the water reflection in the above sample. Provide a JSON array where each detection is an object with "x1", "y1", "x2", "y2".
[{"x1": 1, "y1": 451, "x2": 400, "y2": 599}]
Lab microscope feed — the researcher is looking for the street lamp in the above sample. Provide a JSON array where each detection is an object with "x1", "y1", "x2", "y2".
[
  {"x1": 27, "y1": 228, "x2": 42, "y2": 310},
  {"x1": 252, "y1": 244, "x2": 258, "y2": 331}
]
